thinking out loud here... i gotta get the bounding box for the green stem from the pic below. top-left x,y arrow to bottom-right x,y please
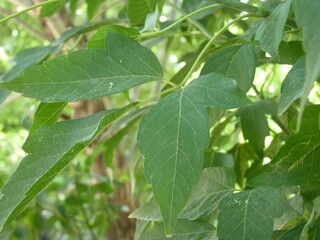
180,13 -> 255,86
141,4 -> 221,38
0,0 -> 59,24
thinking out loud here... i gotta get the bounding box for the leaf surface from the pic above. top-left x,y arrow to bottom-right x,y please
127,0 -> 164,26
138,220 -> 214,240
201,44 -> 256,92
29,102 -> 67,134
87,25 -> 141,49
255,0 -> 291,56
138,73 -> 250,235
0,104 -> 132,231
294,0 -> 320,126
130,167 -> 236,221
217,187 -> 285,240
249,105 -> 320,189
278,56 -> 305,114
0,33 -> 163,102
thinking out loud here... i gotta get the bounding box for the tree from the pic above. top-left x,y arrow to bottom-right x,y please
0,0 -> 320,239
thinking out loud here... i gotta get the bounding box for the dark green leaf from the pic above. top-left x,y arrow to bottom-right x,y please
127,0 -> 164,26
278,56 -> 305,115
279,41 -> 305,65
138,73 -> 250,235
87,25 -> 141,49
217,187 -> 285,240
0,33 -> 163,102
249,105 -> 320,189
294,0 -> 320,126
0,104 -> 133,231
138,220 -> 214,239
29,102 -> 67,134
255,0 -> 291,56
201,44 -> 256,92
237,102 -> 269,156
130,167 -> 236,221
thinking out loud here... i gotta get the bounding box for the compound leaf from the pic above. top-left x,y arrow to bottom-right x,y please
138,73 -> 250,235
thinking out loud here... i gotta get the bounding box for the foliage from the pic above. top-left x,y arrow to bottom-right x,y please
0,0 -> 320,239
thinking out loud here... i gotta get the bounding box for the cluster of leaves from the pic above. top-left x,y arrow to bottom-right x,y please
0,0 -> 320,239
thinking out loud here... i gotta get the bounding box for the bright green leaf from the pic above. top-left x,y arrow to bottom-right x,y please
86,0 -> 103,20
0,33 -> 163,102
255,0 -> 291,56
29,102 -> 67,134
40,0 -> 69,18
138,73 -> 250,235
138,220 -> 214,239
217,187 -> 285,240
130,167 -> 236,221
201,44 -> 256,92
294,0 -> 320,129
87,25 -> 141,49
0,104 -> 133,231
278,56 -> 305,114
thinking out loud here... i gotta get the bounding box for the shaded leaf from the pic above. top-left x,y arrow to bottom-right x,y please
294,0 -> 320,127
138,220 -> 214,240
237,102 -> 269,156
255,0 -> 291,56
0,104 -> 133,231
128,0 -> 164,26
278,41 -> 305,65
201,44 -> 256,92
278,56 -> 305,115
0,33 -> 163,102
217,187 -> 285,240
0,90 -> 9,106
138,73 -> 250,235
249,105 -> 320,189
130,167 -> 236,221
87,25 -> 141,49
29,102 -> 67,134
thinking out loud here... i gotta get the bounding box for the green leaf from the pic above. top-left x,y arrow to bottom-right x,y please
40,0 -> 69,18
255,0 -> 291,56
294,0 -> 320,128
138,220 -> 214,239
201,44 -> 256,92
0,90 -> 9,106
127,0 -> 164,26
87,25 -> 141,49
0,104 -> 133,232
1,46 -> 57,82
130,167 -> 236,221
86,0 -> 103,20
278,56 -> 305,115
29,102 -> 67,134
0,33 -> 163,102
274,195 -> 304,230
217,187 -> 285,240
249,105 -> 320,189
138,73 -> 250,235
278,41 -> 305,65
237,102 -> 269,156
